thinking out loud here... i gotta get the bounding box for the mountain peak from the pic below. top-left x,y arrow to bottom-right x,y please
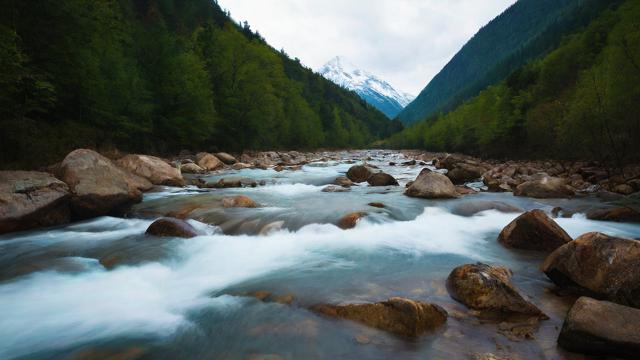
319,57 -> 414,118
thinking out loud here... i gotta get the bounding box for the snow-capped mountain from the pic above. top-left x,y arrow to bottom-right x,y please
318,56 -> 415,119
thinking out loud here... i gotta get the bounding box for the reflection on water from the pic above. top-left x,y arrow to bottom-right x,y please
0,150 -> 638,359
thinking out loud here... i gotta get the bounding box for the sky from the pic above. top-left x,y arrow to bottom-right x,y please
217,0 -> 517,95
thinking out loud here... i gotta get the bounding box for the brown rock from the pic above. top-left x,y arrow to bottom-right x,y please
346,165 -> 375,183
586,207 -> 640,223
338,212 -> 366,229
310,297 -> 447,338
558,297 -> 640,358
405,170 -> 458,199
497,210 -> 572,252
541,232 -> 640,307
367,172 -> 398,186
446,263 -> 546,317
322,185 -> 350,193
58,149 -> 151,218
0,171 -> 70,234
196,152 -> 223,171
514,176 -> 574,198
613,184 -> 635,195
368,202 -> 385,208
215,152 -> 237,165
446,163 -> 485,184
145,217 -> 199,238
117,154 -> 184,186
222,195 -> 259,208
334,176 -> 354,187
180,162 -> 204,174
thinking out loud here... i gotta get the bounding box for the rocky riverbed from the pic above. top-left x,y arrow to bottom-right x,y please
1,149 -> 639,359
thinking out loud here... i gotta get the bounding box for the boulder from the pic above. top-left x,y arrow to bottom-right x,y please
586,207 -> 640,223
310,297 -> 447,338
180,162 -> 204,174
145,217 -> 199,238
612,184 -> 635,195
222,195 -> 259,208
346,165 -> 375,183
196,152 -> 223,171
0,171 -> 71,234
514,176 -> 574,198
405,170 -> 458,199
232,162 -> 252,170
334,176 -> 353,187
117,154 -> 184,186
541,232 -> 640,307
58,149 -> 151,218
338,212 -> 366,229
215,152 -> 237,165
446,263 -> 546,317
446,163 -> 485,184
497,210 -> 572,252
367,172 -> 398,186
558,297 -> 640,358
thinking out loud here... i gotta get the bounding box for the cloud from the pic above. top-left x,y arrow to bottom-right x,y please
217,0 -> 516,95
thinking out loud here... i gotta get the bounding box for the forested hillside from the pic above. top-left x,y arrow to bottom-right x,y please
0,0 -> 398,169
388,0 -> 640,165
398,0 -> 622,124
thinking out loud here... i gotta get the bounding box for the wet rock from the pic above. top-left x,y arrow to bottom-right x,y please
612,183 -> 635,195
586,206 -> 640,223
222,195 -> 259,208
446,163 -> 485,184
310,297 -> 447,338
322,185 -> 350,193
367,172 -> 398,186
232,162 -> 253,170
497,210 -> 572,252
405,170 -> 458,199
259,221 -> 284,235
446,263 -> 546,317
497,319 -> 540,341
196,152 -> 223,171
338,212 -> 366,229
58,149 -> 151,218
180,162 -> 204,174
117,154 -> 184,187
215,152 -> 237,165
346,165 -> 375,183
514,176 -> 574,198
334,176 -> 353,187
145,217 -> 199,238
368,202 -> 385,208
452,200 -> 523,216
0,171 -> 71,234
455,186 -> 476,195
541,232 -> 640,307
558,297 -> 640,358
215,177 -> 257,188
402,160 -> 417,166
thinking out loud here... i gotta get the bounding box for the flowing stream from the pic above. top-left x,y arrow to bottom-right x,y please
1,151 -> 639,359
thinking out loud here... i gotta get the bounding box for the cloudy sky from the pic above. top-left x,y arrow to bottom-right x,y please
217,0 -> 516,95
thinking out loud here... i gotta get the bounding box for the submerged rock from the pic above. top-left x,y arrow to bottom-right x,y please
346,165 -> 375,183
446,263 -> 546,317
145,217 -> 199,238
367,172 -> 398,186
368,202 -> 385,208
586,206 -> 640,223
405,170 -> 458,199
0,171 -> 70,234
558,297 -> 640,358
58,149 -> 151,218
452,200 -> 523,216
322,185 -> 350,193
337,212 -> 366,229
215,152 -> 237,165
310,297 -> 447,338
117,154 -> 184,186
334,176 -> 354,187
196,152 -> 223,171
541,232 -> 640,308
222,195 -> 259,208
514,176 -> 574,198
497,210 -> 572,252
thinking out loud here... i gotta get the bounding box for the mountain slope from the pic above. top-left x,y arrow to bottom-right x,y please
399,0 -> 622,124
319,57 -> 414,119
0,0 -> 396,168
388,0 -> 639,163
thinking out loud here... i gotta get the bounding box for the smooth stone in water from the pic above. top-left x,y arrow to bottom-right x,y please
452,200 -> 523,216
346,165 -> 375,183
405,170 -> 458,199
196,152 -> 223,171
337,212 -> 366,229
215,152 -> 237,165
145,217 -> 199,238
367,172 -> 398,186
586,206 -> 640,223
222,195 -> 259,208
497,209 -> 572,252
514,176 -> 574,198
117,154 -> 184,186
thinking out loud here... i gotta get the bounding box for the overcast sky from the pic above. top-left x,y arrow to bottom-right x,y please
217,0 -> 516,95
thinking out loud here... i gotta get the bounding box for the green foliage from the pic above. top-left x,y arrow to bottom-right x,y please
0,0 -> 396,169
388,0 -> 640,164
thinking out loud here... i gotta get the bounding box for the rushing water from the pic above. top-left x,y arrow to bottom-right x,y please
1,151 -> 639,359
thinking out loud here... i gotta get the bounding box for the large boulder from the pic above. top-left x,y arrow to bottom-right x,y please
586,207 -> 640,223
180,162 -> 204,174
196,152 -> 223,171
334,176 -> 353,187
558,297 -> 640,358
215,152 -> 237,165
497,210 -> 572,252
405,170 -> 458,199
367,172 -> 399,186
541,232 -> 640,307
310,297 -> 447,338
58,149 -> 151,218
145,217 -> 199,238
446,263 -> 546,317
346,165 -> 375,183
446,163 -> 485,184
514,176 -> 574,198
117,154 -> 184,187
0,171 -> 70,234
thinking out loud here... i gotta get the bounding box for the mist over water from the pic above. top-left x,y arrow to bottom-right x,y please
1,152 -> 639,359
